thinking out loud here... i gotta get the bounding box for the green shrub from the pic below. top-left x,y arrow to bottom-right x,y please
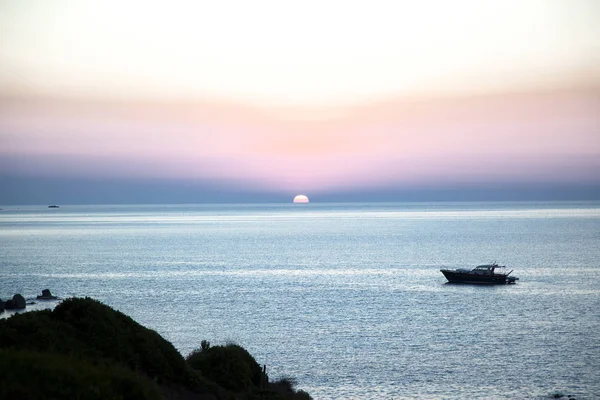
0,349 -> 161,400
186,343 -> 263,392
269,377 -> 313,400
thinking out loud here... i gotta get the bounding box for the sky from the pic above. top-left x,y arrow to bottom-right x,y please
1,0 -> 599,204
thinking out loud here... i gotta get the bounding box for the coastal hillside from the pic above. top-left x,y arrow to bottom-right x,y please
0,297 -> 311,400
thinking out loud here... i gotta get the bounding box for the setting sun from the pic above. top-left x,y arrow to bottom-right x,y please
293,195 -> 309,203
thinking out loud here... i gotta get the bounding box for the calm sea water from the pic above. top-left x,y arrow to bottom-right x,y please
1,202 -> 599,399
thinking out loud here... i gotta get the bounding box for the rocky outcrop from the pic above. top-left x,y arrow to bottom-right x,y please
5,294 -> 26,310
36,289 -> 57,300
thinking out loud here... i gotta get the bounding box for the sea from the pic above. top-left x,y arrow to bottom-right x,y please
1,201 -> 599,400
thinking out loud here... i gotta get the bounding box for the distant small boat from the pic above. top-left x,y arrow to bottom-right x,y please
441,263 -> 519,284
48,205 -> 59,208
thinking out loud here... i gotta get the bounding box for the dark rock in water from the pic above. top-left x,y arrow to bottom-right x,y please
13,294 -> 26,309
5,294 -> 26,310
0,299 -> 4,312
36,289 -> 58,300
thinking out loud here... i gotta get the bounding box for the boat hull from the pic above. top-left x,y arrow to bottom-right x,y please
440,269 -> 512,284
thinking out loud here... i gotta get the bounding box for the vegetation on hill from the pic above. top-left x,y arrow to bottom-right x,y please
0,297 -> 311,400
186,341 -> 264,392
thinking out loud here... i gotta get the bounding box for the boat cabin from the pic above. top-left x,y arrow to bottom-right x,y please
472,264 -> 500,275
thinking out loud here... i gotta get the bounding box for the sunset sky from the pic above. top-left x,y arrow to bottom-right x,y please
1,0 -> 599,204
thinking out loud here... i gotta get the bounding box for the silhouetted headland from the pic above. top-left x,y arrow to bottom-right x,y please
0,297 -> 312,400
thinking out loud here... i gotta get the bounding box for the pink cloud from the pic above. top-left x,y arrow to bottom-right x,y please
1,86 -> 599,192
